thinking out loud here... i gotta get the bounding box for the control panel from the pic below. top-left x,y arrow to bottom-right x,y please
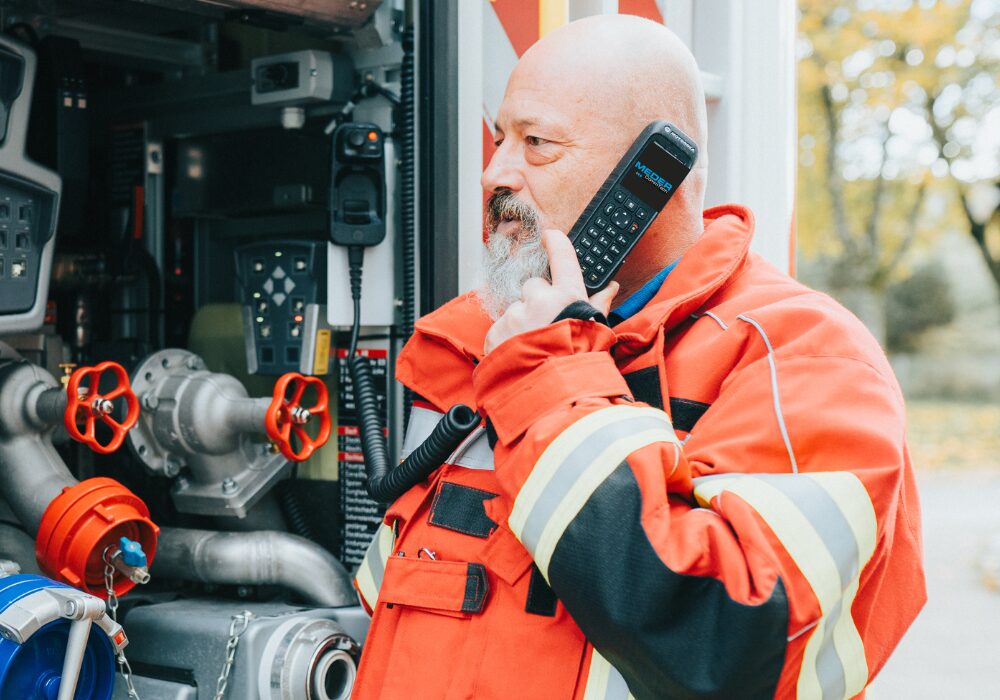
0,176 -> 56,315
236,240 -> 328,375
0,35 -> 62,335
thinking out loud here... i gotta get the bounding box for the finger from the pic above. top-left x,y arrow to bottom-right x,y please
505,300 -> 526,318
589,281 -> 620,316
520,276 -> 550,301
541,230 -> 585,292
484,324 -> 501,355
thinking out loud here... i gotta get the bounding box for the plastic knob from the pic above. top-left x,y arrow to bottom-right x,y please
265,373 -> 332,462
117,537 -> 147,569
63,362 -> 140,455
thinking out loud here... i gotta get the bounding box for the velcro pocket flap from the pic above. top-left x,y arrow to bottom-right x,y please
380,556 -> 490,614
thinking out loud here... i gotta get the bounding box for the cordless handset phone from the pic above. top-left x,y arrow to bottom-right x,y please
568,120 -> 697,292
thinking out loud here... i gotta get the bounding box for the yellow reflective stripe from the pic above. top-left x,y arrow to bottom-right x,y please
817,473 -> 878,571
354,521 -> 395,612
582,649 -> 635,700
692,472 -> 877,700
582,650 -> 610,700
509,405 -> 677,580
807,474 -> 876,700
829,576 -> 866,698
355,562 -> 378,611
694,477 -> 843,610
511,406 -> 669,536
533,427 -> 676,580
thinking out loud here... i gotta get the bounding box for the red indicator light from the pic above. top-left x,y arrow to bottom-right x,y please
367,131 -> 377,141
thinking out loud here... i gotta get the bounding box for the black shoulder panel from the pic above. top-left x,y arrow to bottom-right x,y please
622,367 -> 711,433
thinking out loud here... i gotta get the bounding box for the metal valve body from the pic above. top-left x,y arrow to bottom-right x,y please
128,349 -> 290,518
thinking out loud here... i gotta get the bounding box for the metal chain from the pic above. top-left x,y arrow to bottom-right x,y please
104,546 -> 141,700
213,611 -> 254,700
103,547 -> 119,623
116,652 -> 142,700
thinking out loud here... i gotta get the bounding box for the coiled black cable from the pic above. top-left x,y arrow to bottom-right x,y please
367,404 -> 479,504
343,31 -> 472,503
347,248 -> 480,504
399,25 -> 417,427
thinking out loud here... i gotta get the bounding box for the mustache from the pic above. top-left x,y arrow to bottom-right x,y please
485,189 -> 539,236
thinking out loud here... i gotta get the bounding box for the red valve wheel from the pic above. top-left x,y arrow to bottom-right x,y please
265,373 -> 332,462
63,361 -> 140,455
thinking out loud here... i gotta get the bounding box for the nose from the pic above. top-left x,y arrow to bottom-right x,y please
481,138 -> 525,194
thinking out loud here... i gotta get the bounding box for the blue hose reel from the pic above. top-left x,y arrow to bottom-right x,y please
0,574 -> 117,700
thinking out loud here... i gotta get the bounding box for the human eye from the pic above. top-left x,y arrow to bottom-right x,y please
525,135 -> 549,147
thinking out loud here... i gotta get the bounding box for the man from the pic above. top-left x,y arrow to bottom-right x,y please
352,14 -> 924,700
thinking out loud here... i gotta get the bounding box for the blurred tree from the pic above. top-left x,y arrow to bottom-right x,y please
885,262 -> 956,351
797,0 -> 1000,341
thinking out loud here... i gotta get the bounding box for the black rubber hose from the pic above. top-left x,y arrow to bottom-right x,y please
279,484 -> 320,544
399,25 -> 417,427
362,403 -> 480,504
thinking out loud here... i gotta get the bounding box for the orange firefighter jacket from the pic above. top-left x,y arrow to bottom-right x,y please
351,205 -> 925,700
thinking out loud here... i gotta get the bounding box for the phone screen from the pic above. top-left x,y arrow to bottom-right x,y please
622,140 -> 690,209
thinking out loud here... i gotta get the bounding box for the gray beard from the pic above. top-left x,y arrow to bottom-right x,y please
477,226 -> 551,320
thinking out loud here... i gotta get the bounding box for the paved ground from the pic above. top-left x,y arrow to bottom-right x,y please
868,468 -> 1000,699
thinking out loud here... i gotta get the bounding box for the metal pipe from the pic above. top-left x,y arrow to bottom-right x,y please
0,361 -> 78,533
0,522 -> 41,574
34,387 -> 66,427
151,528 -> 356,607
223,397 -> 272,436
0,436 -> 76,533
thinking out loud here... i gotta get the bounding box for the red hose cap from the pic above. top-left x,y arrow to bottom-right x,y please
35,477 -> 159,598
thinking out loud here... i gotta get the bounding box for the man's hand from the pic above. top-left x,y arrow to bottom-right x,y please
484,229 -> 619,354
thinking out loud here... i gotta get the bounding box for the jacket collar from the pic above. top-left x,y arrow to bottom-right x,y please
611,205 -> 754,351
395,293 -> 491,410
396,204 -> 755,408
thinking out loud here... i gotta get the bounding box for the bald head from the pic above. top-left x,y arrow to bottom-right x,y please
481,14 -> 710,303
511,15 -> 707,180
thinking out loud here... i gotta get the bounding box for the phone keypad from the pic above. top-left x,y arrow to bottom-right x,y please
611,209 -> 631,228
573,186 -> 654,289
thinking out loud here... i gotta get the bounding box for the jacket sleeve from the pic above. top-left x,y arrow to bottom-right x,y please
472,319 -> 923,700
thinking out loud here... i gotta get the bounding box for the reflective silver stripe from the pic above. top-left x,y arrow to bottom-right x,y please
736,314 -> 798,474
519,415 -> 671,557
399,406 -> 446,460
816,596 -> 848,700
758,474 -> 859,584
582,650 -> 636,700
354,522 -> 395,611
605,666 -> 631,700
509,405 -> 678,579
399,406 -> 494,471
447,425 -> 494,470
692,472 -> 877,699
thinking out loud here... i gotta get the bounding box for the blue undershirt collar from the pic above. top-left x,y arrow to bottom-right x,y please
608,258 -> 680,325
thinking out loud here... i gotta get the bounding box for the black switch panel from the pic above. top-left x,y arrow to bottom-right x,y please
235,240 -> 327,375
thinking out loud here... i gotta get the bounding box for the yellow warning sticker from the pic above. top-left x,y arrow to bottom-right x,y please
313,329 -> 332,375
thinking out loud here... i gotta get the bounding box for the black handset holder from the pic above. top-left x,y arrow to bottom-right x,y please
330,122 -> 386,247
